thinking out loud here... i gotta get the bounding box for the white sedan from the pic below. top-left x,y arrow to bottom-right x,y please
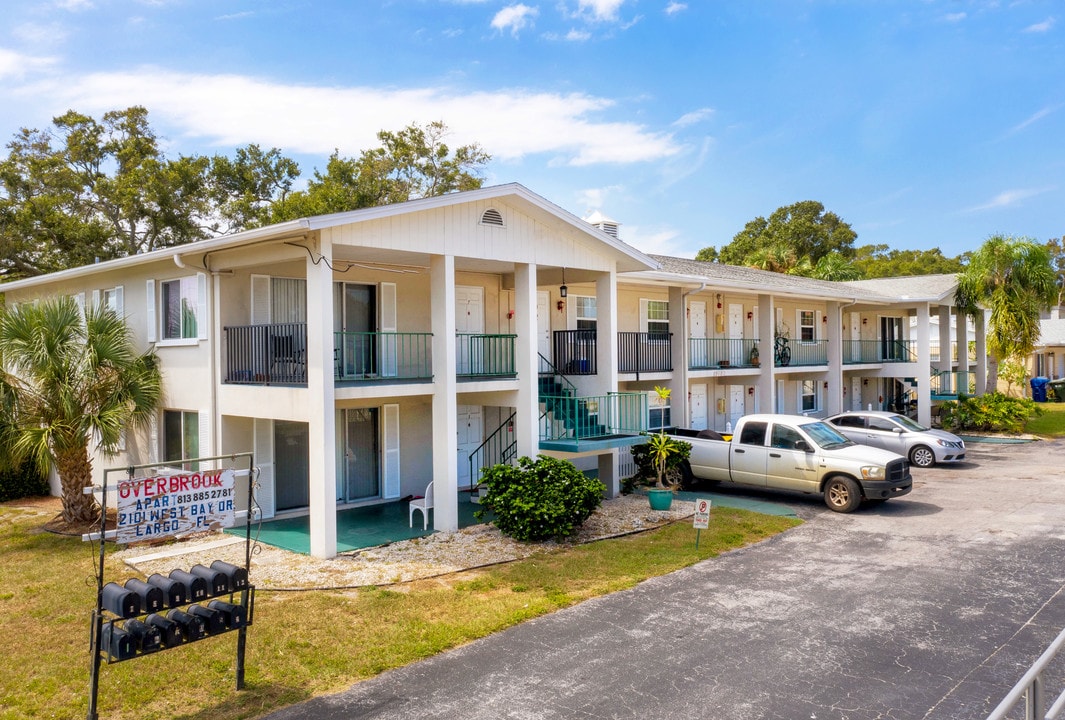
826,410 -> 966,468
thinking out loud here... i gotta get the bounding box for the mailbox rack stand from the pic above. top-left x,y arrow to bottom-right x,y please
86,452 -> 257,720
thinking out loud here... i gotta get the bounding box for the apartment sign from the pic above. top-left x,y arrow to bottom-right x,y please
115,469 -> 236,543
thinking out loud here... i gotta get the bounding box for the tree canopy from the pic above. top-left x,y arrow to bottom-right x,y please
0,109 -> 490,279
716,200 -> 858,267
955,234 -> 1058,393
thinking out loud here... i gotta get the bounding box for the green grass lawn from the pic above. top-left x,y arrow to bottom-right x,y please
1027,401 -> 1065,437
0,503 -> 800,720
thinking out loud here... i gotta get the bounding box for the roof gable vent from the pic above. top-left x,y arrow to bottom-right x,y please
480,208 -> 504,227
583,210 -> 620,239
597,221 -> 619,238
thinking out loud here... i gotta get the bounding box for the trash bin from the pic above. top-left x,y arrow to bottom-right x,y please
1048,379 -> 1065,403
1031,376 -> 1050,402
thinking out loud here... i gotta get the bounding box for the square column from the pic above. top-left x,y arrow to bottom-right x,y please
825,301 -> 843,415
668,285 -> 688,425
307,235 -> 338,559
431,255 -> 459,532
914,304 -> 932,427
756,294 -> 775,411
594,270 -> 618,395
938,305 -> 952,374
974,310 -> 988,394
514,263 -> 539,459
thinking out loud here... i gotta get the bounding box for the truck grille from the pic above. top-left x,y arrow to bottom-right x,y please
886,459 -> 908,483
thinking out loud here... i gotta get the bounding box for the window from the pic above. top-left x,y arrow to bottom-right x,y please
799,311 -> 816,342
800,380 -> 818,413
738,421 -> 767,446
867,416 -> 896,432
100,286 -> 123,314
645,300 -> 669,337
162,277 -> 199,339
575,296 -> 597,330
648,391 -> 671,431
163,410 -> 198,470
771,424 -> 805,451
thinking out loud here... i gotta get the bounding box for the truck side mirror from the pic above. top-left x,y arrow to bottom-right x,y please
795,440 -> 812,452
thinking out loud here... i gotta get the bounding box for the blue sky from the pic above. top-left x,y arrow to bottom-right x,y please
1,1 -> 1062,260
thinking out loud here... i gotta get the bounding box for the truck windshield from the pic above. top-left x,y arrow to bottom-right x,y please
799,421 -> 854,450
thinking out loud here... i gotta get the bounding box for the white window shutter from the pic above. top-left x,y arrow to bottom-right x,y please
639,298 -> 649,333
196,272 -> 208,340
148,413 -> 159,464
91,290 -> 100,309
251,275 -> 271,325
253,419 -> 276,519
382,404 -> 401,499
74,292 -> 86,318
380,282 -> 398,377
816,310 -> 823,340
146,280 -> 156,343
198,410 -> 212,470
114,286 -> 124,316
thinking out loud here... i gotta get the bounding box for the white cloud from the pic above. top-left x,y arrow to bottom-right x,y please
215,11 -> 255,21
1023,17 -> 1055,33
575,0 -> 627,23
943,12 -> 966,23
0,47 -> 58,81
491,4 -> 539,36
1009,104 -> 1060,134
665,2 -> 687,16
673,108 -> 714,127
55,0 -> 93,10
13,22 -> 69,46
31,68 -> 681,165
577,185 -> 624,214
623,225 -> 684,255
961,187 -> 1054,213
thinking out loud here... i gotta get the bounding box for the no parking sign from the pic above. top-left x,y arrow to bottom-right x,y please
693,498 -> 711,529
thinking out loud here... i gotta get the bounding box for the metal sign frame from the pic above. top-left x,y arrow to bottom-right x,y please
85,452 -> 256,720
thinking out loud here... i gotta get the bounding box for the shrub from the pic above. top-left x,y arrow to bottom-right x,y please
475,455 -> 605,541
627,436 -> 692,490
940,392 -> 1041,434
0,459 -> 49,502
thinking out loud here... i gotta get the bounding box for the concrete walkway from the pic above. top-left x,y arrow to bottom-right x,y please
265,439 -> 1065,720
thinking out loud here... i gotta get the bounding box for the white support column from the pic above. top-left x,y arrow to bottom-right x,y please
431,255 -> 459,532
938,305 -> 952,374
668,285 -> 688,425
757,294 -> 774,412
975,310 -> 988,394
955,306 -> 969,379
915,304 -> 932,427
307,234 -> 337,559
595,269 -> 618,395
514,263 -> 539,459
825,301 -> 843,416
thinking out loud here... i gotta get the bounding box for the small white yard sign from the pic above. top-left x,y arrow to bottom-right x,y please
693,498 -> 712,529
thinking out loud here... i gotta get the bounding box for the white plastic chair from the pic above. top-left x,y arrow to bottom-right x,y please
409,481 -> 434,529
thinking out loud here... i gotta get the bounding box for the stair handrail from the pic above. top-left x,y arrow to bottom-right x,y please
538,352 -> 577,395
467,412 -> 517,490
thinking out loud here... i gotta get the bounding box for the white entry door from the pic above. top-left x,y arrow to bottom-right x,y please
456,286 -> 485,374
690,301 -> 707,367
690,383 -> 708,431
852,377 -> 862,411
728,303 -> 743,365
729,385 -> 745,429
457,405 -> 483,489
537,291 -> 550,372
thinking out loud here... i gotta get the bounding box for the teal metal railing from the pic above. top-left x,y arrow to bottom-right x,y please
539,392 -> 648,442
456,333 -> 517,377
842,340 -> 915,364
689,337 -> 759,370
334,331 -> 432,381
931,369 -> 973,397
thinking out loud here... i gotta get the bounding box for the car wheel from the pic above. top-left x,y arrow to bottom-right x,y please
909,445 -> 935,468
824,476 -> 862,513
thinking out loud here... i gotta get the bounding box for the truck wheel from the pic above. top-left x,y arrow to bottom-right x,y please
824,476 -> 862,513
909,445 -> 935,468
679,459 -> 694,487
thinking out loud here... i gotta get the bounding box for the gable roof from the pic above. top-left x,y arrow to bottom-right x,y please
0,183 -> 658,291
843,274 -> 959,303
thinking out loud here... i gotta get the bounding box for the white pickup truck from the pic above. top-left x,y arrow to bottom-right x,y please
671,414 -> 912,512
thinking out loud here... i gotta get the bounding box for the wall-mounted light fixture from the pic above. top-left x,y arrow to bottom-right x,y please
507,310 -> 515,320
559,267 -> 568,298
822,315 -> 828,323
716,293 -> 723,309
557,299 -> 565,312
823,381 -> 829,389
863,378 -> 868,386
748,387 -> 754,395
747,311 -> 753,320
862,318 -> 868,325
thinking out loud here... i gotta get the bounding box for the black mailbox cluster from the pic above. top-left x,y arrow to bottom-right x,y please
98,560 -> 252,663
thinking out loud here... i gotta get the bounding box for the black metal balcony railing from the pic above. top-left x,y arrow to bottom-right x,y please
224,322 -> 308,385
456,333 -> 517,378
617,332 -> 673,375
553,329 -> 597,375
689,338 -> 760,370
335,331 -> 432,381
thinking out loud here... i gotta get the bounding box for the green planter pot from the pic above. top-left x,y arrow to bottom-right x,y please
647,488 -> 674,511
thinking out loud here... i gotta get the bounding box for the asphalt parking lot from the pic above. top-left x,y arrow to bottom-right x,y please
267,439 -> 1065,720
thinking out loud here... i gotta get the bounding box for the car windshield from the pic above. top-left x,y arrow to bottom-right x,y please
800,421 -> 854,449
891,414 -> 929,432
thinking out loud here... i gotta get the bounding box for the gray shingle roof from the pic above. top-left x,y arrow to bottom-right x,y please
843,274 -> 959,302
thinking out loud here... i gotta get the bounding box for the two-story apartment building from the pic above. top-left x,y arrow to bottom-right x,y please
0,183 -> 987,559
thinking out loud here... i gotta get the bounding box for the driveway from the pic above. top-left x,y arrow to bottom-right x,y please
265,439 -> 1065,720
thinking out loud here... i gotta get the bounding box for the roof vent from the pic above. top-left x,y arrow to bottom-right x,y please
481,208 -> 504,227
583,210 -> 620,238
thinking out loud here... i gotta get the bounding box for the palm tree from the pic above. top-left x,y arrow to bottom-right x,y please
0,296 -> 161,523
954,235 -> 1057,394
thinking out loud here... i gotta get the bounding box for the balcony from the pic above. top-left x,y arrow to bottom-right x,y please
224,322 -> 307,385
617,332 -> 672,376
689,338 -> 759,370
777,339 -> 829,367
335,331 -> 432,381
842,340 -> 914,365
538,391 -> 648,452
553,329 -> 597,375
456,333 -> 517,378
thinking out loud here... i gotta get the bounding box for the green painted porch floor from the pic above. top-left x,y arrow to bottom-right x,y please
232,496 -> 492,555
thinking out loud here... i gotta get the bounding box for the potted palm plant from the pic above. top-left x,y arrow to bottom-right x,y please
639,387 -> 691,511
